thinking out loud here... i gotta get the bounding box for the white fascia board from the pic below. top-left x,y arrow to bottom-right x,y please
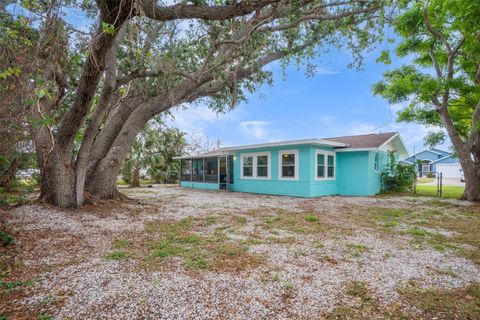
219,138 -> 347,152
378,133 -> 409,158
335,147 -> 378,152
173,151 -> 233,160
430,155 -> 453,164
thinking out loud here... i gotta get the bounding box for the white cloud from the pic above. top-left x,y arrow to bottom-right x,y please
166,105 -> 231,143
316,67 -> 340,75
238,121 -> 275,141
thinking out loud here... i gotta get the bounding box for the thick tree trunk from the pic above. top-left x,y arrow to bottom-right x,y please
85,76 -> 217,199
458,152 -> 480,202
39,149 -> 76,207
85,111 -> 148,198
462,171 -> 480,201
131,166 -> 140,188
39,4 -> 131,207
74,26 -> 127,207
0,158 -> 18,192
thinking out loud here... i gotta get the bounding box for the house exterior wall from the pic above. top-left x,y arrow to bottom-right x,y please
404,150 -> 442,163
179,142 -> 397,197
230,145 -> 313,197
434,156 -> 459,164
335,151 -> 386,196
180,181 -> 219,190
229,145 -> 385,197
431,148 -> 451,158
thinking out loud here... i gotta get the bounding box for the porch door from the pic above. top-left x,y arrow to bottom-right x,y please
219,156 -> 228,190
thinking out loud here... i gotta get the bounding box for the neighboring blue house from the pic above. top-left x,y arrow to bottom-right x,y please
175,132 -> 408,197
400,148 -> 462,178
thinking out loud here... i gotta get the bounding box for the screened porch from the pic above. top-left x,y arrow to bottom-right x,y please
179,154 -> 234,190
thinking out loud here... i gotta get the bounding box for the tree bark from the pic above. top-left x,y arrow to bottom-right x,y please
40,2 -> 131,207
0,158 -> 18,192
461,162 -> 480,201
74,25 -> 127,207
131,166 -> 140,188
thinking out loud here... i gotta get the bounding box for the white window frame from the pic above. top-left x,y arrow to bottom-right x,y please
374,152 -> 380,172
240,152 -> 271,179
315,150 -> 336,181
278,149 -> 299,180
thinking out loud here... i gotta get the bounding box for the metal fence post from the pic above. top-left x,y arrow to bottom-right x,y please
439,172 -> 443,197
413,172 -> 417,195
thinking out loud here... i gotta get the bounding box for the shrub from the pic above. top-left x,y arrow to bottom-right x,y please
0,231 -> 14,246
381,151 -> 415,192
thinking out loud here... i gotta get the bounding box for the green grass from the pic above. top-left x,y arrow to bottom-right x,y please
143,217 -> 263,272
417,177 -> 435,183
345,280 -> 370,302
0,279 -> 35,291
104,251 -> 132,260
398,282 -> 480,319
416,185 -> 464,199
304,214 -> 320,222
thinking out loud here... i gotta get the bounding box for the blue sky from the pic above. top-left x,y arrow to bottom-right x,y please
168,43 -> 449,155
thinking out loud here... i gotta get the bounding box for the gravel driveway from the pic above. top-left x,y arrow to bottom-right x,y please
1,185 -> 479,319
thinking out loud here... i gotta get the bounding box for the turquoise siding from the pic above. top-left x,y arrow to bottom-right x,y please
336,151 -> 370,196
308,146 -> 338,197
181,146 -> 390,197
180,181 -> 219,190
230,145 -> 313,197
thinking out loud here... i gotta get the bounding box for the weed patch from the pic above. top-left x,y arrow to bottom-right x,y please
104,251 -> 132,260
398,282 -> 480,319
144,218 -> 263,272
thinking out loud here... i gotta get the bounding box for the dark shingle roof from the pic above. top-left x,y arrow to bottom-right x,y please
324,132 -> 397,149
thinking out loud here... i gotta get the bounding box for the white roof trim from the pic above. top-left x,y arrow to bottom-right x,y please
219,138 -> 347,151
378,133 -> 409,157
399,159 -> 413,164
173,151 -> 234,160
335,147 -> 378,152
431,155 -> 456,164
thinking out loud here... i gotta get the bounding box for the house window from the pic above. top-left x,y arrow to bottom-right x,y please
316,150 -> 335,180
317,154 -> 325,178
279,150 -> 298,180
241,152 -> 271,179
327,155 -> 334,178
374,152 -> 380,172
257,155 -> 269,177
242,156 -> 253,177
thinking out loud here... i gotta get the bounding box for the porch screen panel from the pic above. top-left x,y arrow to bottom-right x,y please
192,159 -> 204,182
180,159 -> 192,181
205,157 -> 218,182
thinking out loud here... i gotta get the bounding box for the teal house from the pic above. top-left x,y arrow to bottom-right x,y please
175,132 -> 408,197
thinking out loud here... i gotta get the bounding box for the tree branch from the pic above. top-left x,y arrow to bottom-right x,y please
137,0 -> 276,21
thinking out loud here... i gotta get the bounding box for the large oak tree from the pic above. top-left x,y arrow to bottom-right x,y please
2,0 -> 386,207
